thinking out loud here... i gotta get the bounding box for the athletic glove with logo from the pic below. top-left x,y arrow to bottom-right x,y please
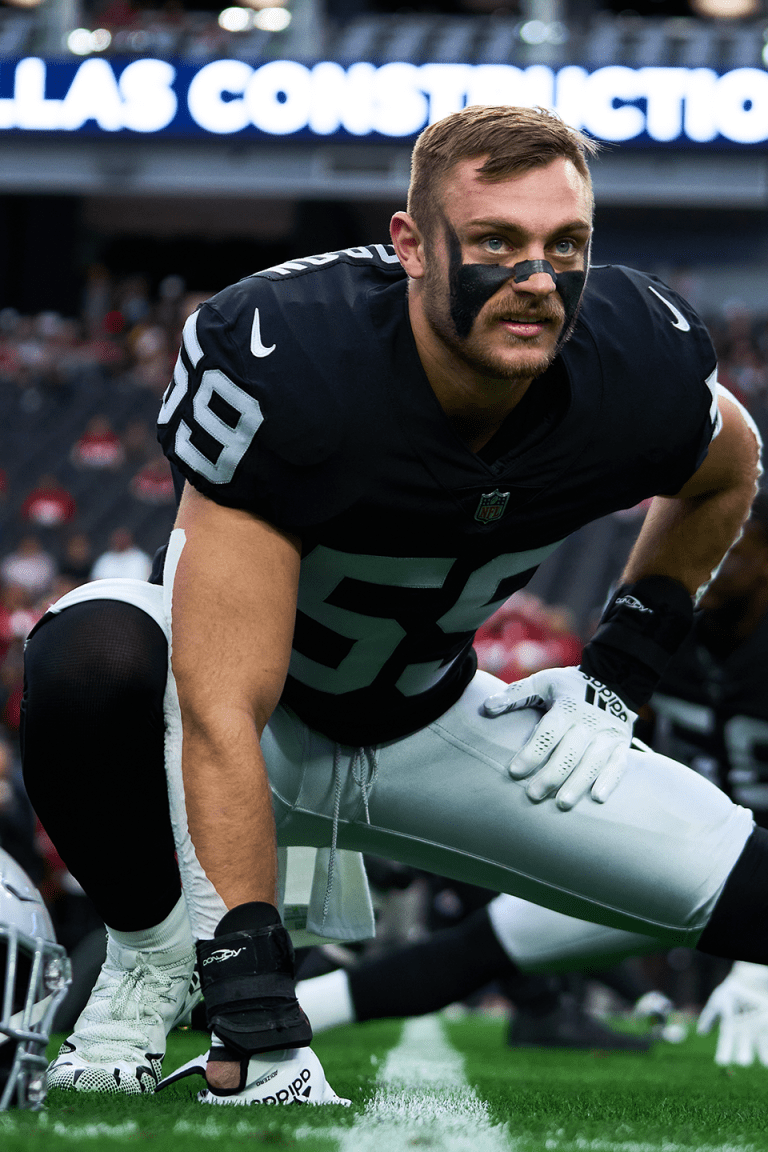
483,666 -> 637,810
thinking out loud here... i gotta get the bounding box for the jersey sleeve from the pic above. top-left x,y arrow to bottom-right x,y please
645,271 -> 721,462
582,266 -> 722,498
156,281 -> 344,526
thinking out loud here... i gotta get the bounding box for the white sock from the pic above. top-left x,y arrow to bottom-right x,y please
297,969 -> 355,1033
107,895 -> 193,962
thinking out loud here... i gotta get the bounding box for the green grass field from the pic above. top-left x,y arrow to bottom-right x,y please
2,1014 -> 768,1151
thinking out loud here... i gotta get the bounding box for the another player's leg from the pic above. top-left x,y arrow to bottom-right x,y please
22,597 -> 199,1094
297,896 -> 663,1050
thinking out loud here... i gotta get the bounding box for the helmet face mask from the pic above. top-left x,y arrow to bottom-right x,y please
0,852 -> 71,1111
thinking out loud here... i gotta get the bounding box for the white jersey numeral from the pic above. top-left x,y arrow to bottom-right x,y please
290,542 -> 562,697
174,368 -> 264,484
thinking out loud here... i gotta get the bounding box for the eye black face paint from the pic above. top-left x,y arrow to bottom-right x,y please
445,220 -> 587,344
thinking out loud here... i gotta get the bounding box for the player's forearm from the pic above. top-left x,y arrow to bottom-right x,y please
621,392 -> 760,597
621,482 -> 755,598
179,706 -> 278,909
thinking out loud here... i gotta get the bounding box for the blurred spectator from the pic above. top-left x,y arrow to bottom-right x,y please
474,591 -> 582,683
0,581 -> 39,654
156,274 -> 187,331
130,452 -> 175,505
0,534 -> 56,598
0,638 -> 25,735
82,264 -> 113,338
122,418 -> 154,466
116,275 -> 151,329
90,527 -> 151,581
129,322 -> 173,392
71,415 -> 126,470
59,532 -> 94,586
20,473 -> 77,528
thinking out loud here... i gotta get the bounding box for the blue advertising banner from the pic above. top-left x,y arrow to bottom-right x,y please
0,56 -> 766,146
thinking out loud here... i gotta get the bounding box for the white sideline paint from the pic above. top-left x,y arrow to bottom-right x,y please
541,1141 -> 756,1152
337,1014 -> 510,1152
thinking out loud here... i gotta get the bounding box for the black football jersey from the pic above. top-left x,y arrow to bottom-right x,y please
651,613 -> 768,817
157,245 -> 718,746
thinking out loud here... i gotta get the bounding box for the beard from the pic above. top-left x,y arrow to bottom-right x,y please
421,263 -> 566,383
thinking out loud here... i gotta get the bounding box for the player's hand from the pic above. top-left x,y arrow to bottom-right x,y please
483,667 -> 636,810
697,962 -> 768,1066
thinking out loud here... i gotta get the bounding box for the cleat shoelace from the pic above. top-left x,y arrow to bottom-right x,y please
72,958 -> 176,1063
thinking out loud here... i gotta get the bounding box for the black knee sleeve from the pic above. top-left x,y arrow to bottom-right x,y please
22,600 -> 180,930
697,826 -> 768,963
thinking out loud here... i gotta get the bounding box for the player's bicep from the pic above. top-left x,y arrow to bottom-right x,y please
666,387 -> 762,501
170,484 -> 301,733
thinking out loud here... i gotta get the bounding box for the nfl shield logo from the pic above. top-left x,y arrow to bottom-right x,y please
474,490 -> 510,524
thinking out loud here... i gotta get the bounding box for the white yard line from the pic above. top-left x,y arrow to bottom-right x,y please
540,1140 -> 756,1152
336,1014 -> 511,1151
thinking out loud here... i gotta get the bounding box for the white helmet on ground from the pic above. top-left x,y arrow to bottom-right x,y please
0,847 -> 71,1109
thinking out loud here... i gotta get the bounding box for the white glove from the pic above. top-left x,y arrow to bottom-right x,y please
697,962 -> 768,1066
483,666 -> 637,811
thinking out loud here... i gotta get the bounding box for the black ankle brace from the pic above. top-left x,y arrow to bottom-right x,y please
197,905 -> 312,1056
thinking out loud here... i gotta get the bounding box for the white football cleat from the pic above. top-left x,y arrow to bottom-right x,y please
698,961 -> 768,1066
157,1045 -> 351,1106
47,935 -> 200,1095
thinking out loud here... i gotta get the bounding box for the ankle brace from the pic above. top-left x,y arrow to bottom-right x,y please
197,904 -> 312,1056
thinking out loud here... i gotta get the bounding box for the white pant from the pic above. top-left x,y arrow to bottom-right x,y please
48,577 -> 754,957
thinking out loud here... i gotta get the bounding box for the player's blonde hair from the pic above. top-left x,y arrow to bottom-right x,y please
407,105 -> 599,241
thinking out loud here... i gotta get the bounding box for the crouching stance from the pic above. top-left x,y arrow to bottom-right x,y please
22,104 -> 765,1105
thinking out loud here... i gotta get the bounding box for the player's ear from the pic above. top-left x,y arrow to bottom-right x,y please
390,212 -> 426,280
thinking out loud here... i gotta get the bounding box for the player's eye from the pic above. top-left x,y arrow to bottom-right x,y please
553,238 -> 577,257
483,237 -> 506,254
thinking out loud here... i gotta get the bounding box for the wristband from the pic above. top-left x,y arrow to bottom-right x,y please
579,575 -> 694,711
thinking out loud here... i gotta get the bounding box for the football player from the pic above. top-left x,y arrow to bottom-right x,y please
21,105 -> 763,1105
0,847 -> 71,1110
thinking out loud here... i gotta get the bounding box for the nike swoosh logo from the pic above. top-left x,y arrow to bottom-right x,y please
251,308 -> 276,358
647,285 -> 690,332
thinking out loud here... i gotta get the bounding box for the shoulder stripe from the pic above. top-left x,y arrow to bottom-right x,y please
157,353 -> 188,426
181,310 -> 204,367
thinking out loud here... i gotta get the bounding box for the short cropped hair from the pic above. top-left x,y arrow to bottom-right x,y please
407,105 -> 600,241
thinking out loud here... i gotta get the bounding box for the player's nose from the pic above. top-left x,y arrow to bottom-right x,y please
511,251 -> 559,297
512,259 -> 557,297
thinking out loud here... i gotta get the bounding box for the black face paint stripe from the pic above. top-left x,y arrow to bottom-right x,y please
444,219 -> 587,347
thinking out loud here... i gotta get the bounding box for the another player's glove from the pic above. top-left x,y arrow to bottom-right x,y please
484,667 -> 636,810
697,962 -> 768,1066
